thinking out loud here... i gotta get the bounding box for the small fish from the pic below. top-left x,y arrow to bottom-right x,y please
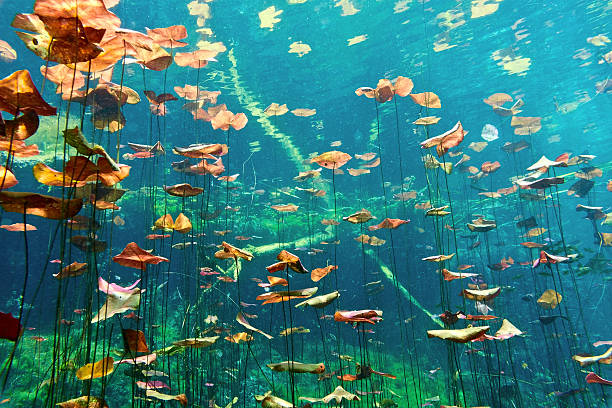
172,242 -> 197,249
358,329 -> 375,333
124,312 -> 142,320
475,301 -> 492,314
141,370 -> 168,377
521,293 -> 534,302
280,326 -> 310,336
338,355 -> 354,362
551,388 -> 585,398
223,369 -> 237,379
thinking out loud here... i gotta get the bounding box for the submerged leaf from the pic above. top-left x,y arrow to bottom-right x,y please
57,396 -> 108,408
63,127 -> 119,171
113,242 -> 169,270
294,291 -> 340,308
427,326 -> 489,343
236,312 -> 273,339
537,289 -> 562,309
76,357 -> 114,380
0,192 -> 82,220
311,265 -> 337,282
0,70 -> 56,116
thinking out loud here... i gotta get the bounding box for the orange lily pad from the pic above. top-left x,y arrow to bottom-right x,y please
0,191 -> 82,219
0,70 -> 56,116
112,242 -> 169,270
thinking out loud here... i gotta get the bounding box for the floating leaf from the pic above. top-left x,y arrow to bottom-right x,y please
288,41 -> 311,57
259,6 -> 283,30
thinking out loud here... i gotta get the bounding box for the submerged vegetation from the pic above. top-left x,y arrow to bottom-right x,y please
0,0 -> 609,407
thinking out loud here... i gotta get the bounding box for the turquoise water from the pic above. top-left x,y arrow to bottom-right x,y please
0,0 -> 609,407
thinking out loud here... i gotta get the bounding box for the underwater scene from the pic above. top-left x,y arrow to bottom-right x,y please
0,0 -> 610,407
